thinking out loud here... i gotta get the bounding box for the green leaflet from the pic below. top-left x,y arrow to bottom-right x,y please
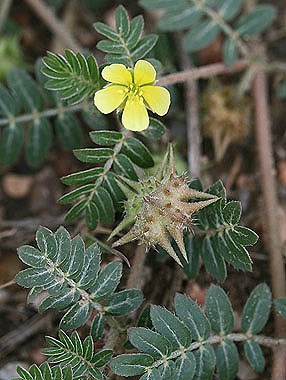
174,352 -> 196,380
73,148 -> 114,163
217,0 -> 243,21
158,6 -> 202,31
65,199 -> 88,221
114,153 -> 139,180
215,340 -> 239,380
193,344 -> 216,380
222,38 -> 239,67
110,354 -> 154,377
25,118 -> 53,168
174,294 -> 211,341
128,327 -> 173,359
141,118 -> 166,140
274,297 -> 286,319
236,5 -> 277,37
241,283 -> 272,334
61,167 -> 104,186
150,306 -> 192,349
90,130 -> 123,146
0,83 -> 18,116
205,285 -> 234,335
104,289 -> 143,316
115,5 -> 130,37
136,304 -> 153,329
55,112 -> 83,149
122,137 -> 154,168
92,187 -> 115,224
244,340 -> 265,373
85,201 -> 100,230
0,123 -> 23,165
59,302 -> 93,331
201,235 -> 227,281
90,261 -> 123,301
8,68 -> 44,112
90,313 -> 105,341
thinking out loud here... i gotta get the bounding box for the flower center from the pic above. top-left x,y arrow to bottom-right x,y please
128,83 -> 143,99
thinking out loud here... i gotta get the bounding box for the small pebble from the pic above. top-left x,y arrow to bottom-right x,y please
2,174 -> 33,199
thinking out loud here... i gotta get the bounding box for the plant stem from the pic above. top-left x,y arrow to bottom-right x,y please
0,279 -> 15,290
24,0 -> 83,52
175,32 -> 201,178
253,70 -> 286,379
0,103 -> 82,127
151,332 -> 286,369
157,59 -> 249,87
126,244 -> 146,290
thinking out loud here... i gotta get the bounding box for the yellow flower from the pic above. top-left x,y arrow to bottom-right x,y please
94,60 -> 170,131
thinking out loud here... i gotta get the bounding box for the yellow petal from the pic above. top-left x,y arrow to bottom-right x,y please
141,86 -> 171,116
102,64 -> 132,85
94,85 -> 126,114
122,97 -> 149,131
134,60 -> 156,86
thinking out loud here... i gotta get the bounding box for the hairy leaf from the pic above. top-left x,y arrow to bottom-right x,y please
241,283 -> 271,334
205,285 -> 234,335
15,226 -> 142,330
151,306 -> 192,349
244,340 -> 265,373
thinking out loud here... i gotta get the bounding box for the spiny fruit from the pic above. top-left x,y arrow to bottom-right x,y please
109,146 -> 219,266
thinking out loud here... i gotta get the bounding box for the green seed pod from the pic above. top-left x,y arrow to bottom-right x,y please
110,146 -> 219,265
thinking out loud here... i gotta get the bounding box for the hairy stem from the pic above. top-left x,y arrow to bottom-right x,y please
151,333 -> 286,369
157,59 -> 249,87
0,103 -> 82,127
175,32 -> 201,178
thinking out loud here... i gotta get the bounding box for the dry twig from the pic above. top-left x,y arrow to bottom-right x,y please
158,59 -> 249,87
0,279 -> 15,290
24,0 -> 83,52
0,314 -> 51,358
126,244 -> 146,290
175,32 -> 201,177
253,70 -> 286,379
